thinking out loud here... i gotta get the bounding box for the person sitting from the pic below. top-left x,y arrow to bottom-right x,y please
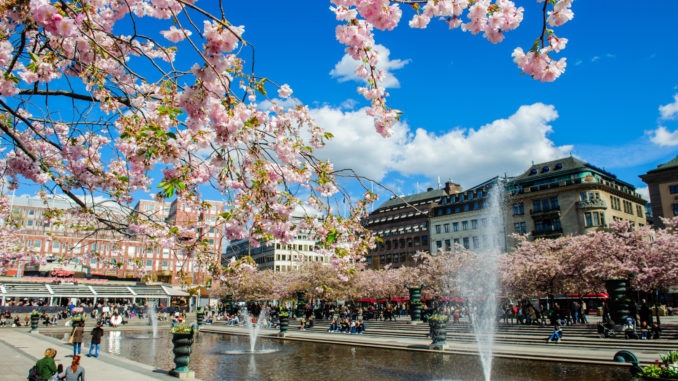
651,323 -> 662,340
640,321 -> 649,340
328,318 -> 338,332
350,320 -> 357,334
546,324 -> 562,343
35,348 -> 60,381
299,318 -> 306,331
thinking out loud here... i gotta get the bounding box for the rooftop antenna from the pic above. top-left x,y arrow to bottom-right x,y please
437,176 -> 441,189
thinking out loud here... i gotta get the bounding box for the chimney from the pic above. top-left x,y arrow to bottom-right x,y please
427,187 -> 434,192
444,181 -> 462,195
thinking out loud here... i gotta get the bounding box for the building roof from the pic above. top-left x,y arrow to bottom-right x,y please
511,156 -> 588,183
0,282 -> 189,298
376,188 -> 447,211
654,156 -> 678,171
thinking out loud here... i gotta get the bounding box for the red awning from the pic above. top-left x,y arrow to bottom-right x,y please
566,293 -> 609,298
356,298 -> 377,303
389,297 -> 409,303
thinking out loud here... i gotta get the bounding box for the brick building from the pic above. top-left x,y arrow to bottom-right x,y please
7,195 -> 225,285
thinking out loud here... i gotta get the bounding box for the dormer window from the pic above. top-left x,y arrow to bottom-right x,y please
555,163 -> 563,170
529,169 -> 537,175
541,166 -> 549,173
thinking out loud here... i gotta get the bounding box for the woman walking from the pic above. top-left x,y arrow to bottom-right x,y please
59,355 -> 85,381
71,320 -> 85,356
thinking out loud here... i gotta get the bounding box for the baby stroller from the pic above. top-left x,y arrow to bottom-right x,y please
597,313 -> 616,338
622,317 -> 638,339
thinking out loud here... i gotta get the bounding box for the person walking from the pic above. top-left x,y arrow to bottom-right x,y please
71,320 -> 85,357
88,322 -> 104,358
59,355 -> 85,381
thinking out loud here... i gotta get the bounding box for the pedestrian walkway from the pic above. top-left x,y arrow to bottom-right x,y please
0,329 -> 194,381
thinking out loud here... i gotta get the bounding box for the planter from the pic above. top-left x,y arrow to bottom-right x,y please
295,291 -> 306,319
30,314 -> 39,331
605,279 -> 631,326
196,311 -> 205,326
171,332 -> 194,374
406,284 -> 425,322
279,315 -> 289,334
429,320 -> 448,345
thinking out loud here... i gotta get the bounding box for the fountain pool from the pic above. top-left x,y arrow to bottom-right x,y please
46,331 -> 632,381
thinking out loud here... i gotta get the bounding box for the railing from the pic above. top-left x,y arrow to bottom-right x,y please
532,228 -> 563,238
529,206 -> 561,216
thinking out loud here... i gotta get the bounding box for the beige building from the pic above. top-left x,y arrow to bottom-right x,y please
640,156 -> 678,227
506,157 -> 646,243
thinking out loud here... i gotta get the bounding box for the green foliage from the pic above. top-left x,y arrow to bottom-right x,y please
170,323 -> 193,334
428,314 -> 449,322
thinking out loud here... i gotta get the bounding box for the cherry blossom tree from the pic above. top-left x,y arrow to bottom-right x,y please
0,0 -> 574,278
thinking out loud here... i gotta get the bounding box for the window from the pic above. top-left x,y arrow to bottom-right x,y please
514,223 -> 521,234
462,221 -> 469,231
636,205 -> 643,217
674,204 -> 678,216
471,219 -> 478,229
443,224 -> 450,233
422,236 -> 428,245
482,218 -> 488,227
585,212 -> 593,227
52,241 -> 60,250
580,192 -> 587,201
464,204 -> 470,211
533,200 -> 541,212
34,240 -> 41,248
462,237 -> 470,249
478,191 -> 483,198
535,221 -> 544,233
444,239 -> 451,250
436,240 -> 443,249
513,202 -> 524,215
435,225 -> 441,234
670,185 -> 678,194
520,222 -> 527,234
472,236 -> 479,249
162,260 -> 168,268
453,222 -> 459,232
550,197 -> 559,209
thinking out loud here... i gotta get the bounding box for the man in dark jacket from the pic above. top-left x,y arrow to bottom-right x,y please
88,322 -> 104,358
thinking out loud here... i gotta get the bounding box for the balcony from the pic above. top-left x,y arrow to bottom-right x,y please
575,199 -> 607,210
532,228 -> 563,238
530,206 -> 561,217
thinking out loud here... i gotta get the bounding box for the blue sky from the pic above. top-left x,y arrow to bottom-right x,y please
10,1 -> 678,207
211,1 -> 678,203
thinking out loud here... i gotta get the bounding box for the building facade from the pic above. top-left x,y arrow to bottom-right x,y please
8,195 -> 224,285
363,182 -> 461,269
505,157 -> 646,243
640,156 -> 678,227
429,177 -> 507,253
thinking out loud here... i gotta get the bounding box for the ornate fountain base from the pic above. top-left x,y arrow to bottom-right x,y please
169,370 -> 195,379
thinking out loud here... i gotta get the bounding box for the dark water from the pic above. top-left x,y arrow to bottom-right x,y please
48,331 -> 632,381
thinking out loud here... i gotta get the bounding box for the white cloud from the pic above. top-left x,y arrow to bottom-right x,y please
256,97 -> 300,112
635,186 -> 650,202
309,106 -> 408,181
311,103 -> 572,187
329,44 -> 410,89
340,98 -> 358,110
650,126 -> 678,146
659,94 -> 678,120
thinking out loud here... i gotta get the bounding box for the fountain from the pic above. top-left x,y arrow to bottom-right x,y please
458,182 -> 504,381
149,303 -> 159,338
240,307 -> 268,353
